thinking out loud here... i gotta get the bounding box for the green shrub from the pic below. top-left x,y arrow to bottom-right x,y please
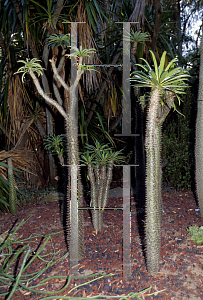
187,225 -> 203,245
161,89 -> 194,191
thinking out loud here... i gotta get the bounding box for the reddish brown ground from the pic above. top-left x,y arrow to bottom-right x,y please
0,189 -> 203,299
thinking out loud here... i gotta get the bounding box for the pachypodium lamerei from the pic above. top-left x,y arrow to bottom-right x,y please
130,50 -> 189,276
81,140 -> 127,233
195,32 -> 203,218
15,38 -> 97,262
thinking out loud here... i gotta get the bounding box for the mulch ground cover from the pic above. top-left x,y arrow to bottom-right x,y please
0,188 -> 203,299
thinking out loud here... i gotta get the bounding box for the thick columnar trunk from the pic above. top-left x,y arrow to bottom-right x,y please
88,163 -> 113,233
145,89 -> 162,276
99,162 -> 113,230
66,115 -> 84,260
7,157 -> 17,215
98,165 -> 106,232
102,162 -> 113,209
42,40 -> 56,187
195,34 -> 203,218
88,164 -> 99,230
155,123 -> 162,219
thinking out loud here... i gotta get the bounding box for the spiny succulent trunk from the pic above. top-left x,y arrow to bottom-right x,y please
88,163 -> 113,233
88,164 -> 99,231
156,123 -> 163,219
99,162 -> 113,230
102,162 -> 113,210
7,157 -> 17,215
65,115 -> 84,261
195,34 -> 203,218
145,89 -> 161,276
97,165 -> 106,232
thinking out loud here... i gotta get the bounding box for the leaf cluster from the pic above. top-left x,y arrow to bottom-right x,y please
161,90 -> 193,191
129,30 -> 150,44
162,129 -> 192,191
80,140 -> 126,167
29,0 -> 70,29
84,0 -> 109,33
43,134 -> 65,156
130,50 -> 190,109
47,33 -> 71,49
187,225 -> 203,245
14,58 -> 44,82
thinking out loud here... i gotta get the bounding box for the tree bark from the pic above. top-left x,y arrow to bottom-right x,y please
145,89 -> 161,276
151,0 -> 162,53
195,27 -> 203,218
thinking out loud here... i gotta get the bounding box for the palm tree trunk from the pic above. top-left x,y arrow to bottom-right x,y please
195,30 -> 203,218
145,89 -> 161,276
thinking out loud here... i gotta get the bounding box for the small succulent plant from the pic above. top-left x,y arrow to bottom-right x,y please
187,225 -> 203,245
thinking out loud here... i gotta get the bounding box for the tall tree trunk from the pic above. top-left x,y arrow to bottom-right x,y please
66,41 -> 85,267
151,0 -> 162,53
42,44 -> 56,186
176,0 -> 182,58
88,164 -> 99,231
29,62 -> 85,263
195,29 -> 203,218
145,89 -> 161,276
66,114 -> 84,261
145,88 -> 175,276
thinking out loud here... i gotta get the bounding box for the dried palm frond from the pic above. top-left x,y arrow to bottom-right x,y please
7,76 -> 26,144
103,77 -> 122,129
7,74 -> 47,142
0,149 -> 36,176
76,1 -> 102,94
6,73 -> 49,185
129,0 -> 149,25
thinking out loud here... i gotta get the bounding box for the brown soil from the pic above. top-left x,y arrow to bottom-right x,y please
0,189 -> 203,299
